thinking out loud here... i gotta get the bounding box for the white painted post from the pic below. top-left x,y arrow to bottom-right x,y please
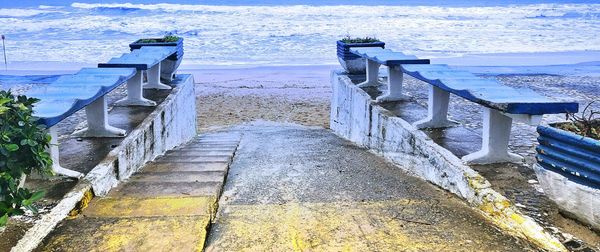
357,59 -> 381,88
413,85 -> 458,129
73,96 -> 127,138
144,62 -> 172,90
462,108 -> 523,164
48,127 -> 84,178
376,66 -> 410,102
114,70 -> 157,106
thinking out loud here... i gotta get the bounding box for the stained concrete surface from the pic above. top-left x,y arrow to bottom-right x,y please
205,123 -> 537,251
35,133 -> 241,252
356,75 -> 600,250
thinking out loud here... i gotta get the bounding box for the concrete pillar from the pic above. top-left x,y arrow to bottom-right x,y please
413,85 -> 458,129
115,70 -> 157,106
357,59 -> 381,88
144,62 -> 172,90
462,108 -> 523,164
74,96 -> 127,138
48,127 -> 84,178
376,66 -> 410,102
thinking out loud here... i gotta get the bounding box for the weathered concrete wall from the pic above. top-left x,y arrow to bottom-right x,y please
329,71 -> 371,147
12,74 -> 197,252
90,74 -> 197,195
329,71 -> 566,252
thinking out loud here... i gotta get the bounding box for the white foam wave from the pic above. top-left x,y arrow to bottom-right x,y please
0,8 -> 59,17
1,3 -> 599,65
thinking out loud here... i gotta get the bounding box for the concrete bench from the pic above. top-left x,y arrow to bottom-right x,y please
400,64 -> 579,164
98,46 -> 178,105
27,67 -> 137,178
349,47 -> 430,102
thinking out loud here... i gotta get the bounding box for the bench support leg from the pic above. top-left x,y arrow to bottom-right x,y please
74,96 -> 127,138
357,60 -> 381,88
144,62 -> 172,90
413,86 -> 459,129
462,108 -> 523,164
115,70 -> 157,107
48,127 -> 84,178
376,66 -> 410,102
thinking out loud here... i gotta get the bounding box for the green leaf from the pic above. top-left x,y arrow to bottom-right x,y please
0,98 -> 11,106
0,214 -> 7,226
29,191 -> 44,202
5,144 -> 18,152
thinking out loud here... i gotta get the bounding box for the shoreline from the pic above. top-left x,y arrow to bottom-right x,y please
2,63 -> 600,77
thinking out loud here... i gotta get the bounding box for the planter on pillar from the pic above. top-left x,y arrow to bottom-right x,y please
129,37 -> 184,82
336,39 -> 384,74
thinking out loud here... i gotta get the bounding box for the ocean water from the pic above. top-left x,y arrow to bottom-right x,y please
0,1 -> 599,67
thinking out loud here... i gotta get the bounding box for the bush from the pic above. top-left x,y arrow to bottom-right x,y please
138,35 -> 181,43
340,35 -> 380,43
0,90 -> 52,226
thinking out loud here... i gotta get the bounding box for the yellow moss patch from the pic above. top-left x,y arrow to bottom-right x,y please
205,199 -> 523,251
68,189 -> 94,218
40,216 -> 209,252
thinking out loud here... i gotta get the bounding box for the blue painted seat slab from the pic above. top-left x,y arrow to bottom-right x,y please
350,47 -> 430,65
400,64 -> 579,115
98,46 -> 177,70
28,71 -> 135,128
77,67 -> 137,76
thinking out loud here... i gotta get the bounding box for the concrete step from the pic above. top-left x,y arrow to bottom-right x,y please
83,196 -> 216,218
178,146 -> 238,152
156,156 -> 231,163
143,162 -> 229,173
37,216 -> 209,252
108,181 -> 223,198
164,149 -> 235,157
130,171 -> 225,183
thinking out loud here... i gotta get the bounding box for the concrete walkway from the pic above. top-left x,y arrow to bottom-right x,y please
35,133 -> 241,251
36,122 -> 536,251
205,123 -> 536,251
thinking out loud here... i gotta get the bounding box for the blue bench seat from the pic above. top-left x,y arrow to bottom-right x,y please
26,67 -> 137,178
29,70 -> 135,127
99,46 -> 177,90
401,64 -> 578,115
349,48 -> 579,165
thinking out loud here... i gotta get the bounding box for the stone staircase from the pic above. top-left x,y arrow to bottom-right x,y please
35,132 -> 241,251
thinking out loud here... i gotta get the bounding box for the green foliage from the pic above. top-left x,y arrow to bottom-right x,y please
340,35 -> 380,43
0,90 -> 52,226
138,35 -> 181,43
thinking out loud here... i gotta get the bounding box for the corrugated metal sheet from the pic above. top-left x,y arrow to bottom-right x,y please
536,125 -> 600,188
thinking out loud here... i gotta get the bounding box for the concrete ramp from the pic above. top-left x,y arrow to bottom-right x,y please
205,123 -> 536,251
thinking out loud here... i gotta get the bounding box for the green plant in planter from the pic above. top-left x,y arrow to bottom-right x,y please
138,35 -> 181,43
0,90 -> 52,226
340,35 -> 380,43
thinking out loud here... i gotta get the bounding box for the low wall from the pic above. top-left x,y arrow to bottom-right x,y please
330,70 -> 566,252
12,74 -> 197,252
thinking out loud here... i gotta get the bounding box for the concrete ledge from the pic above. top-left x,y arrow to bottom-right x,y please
11,74 -> 197,252
329,70 -> 566,252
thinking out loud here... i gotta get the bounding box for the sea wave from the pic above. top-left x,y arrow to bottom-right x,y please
0,2 -> 599,66
0,8 -> 62,17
